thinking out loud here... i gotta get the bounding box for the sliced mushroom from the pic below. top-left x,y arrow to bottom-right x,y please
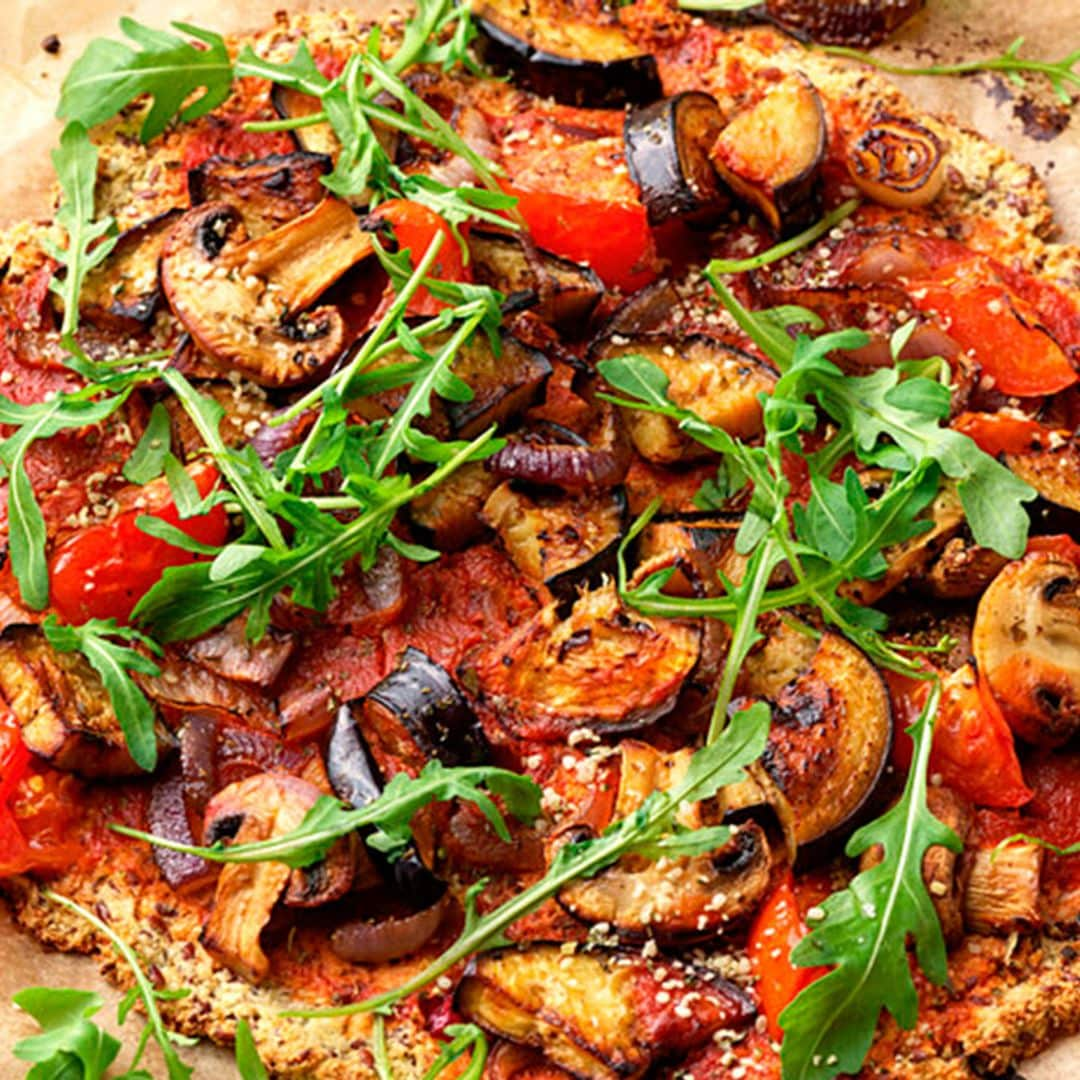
79,210 -> 181,332
709,75 -> 826,235
201,773 -> 354,980
469,582 -> 700,741
592,334 -> 776,463
861,785 -> 971,946
457,944 -> 754,1080
557,740 -> 773,940
963,841 -> 1043,936
973,550 -> 1080,746
161,199 -> 373,387
0,625 -> 171,778
188,151 -> 331,237
737,620 -> 892,855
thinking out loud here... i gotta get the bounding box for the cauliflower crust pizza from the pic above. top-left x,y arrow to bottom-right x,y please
1,2 -> 1080,1078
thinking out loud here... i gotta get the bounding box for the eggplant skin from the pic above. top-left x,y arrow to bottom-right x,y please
472,1 -> 661,109
361,647 -> 489,775
764,0 -> 924,46
739,623 -> 892,857
0,625 -> 168,778
625,93 -> 728,227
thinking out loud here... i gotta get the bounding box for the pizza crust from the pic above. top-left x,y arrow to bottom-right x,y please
1,5 -> 1079,1078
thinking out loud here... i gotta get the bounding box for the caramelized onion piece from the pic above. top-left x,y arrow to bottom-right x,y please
764,0 -> 924,46
487,440 -> 627,492
330,895 -> 448,963
848,114 -> 947,210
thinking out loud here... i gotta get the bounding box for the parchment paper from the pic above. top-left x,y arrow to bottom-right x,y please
0,0 -> 1078,1075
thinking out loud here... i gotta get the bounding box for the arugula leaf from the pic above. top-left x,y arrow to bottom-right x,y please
123,402 -> 171,484
234,1019 -> 268,1080
58,19 -> 233,142
40,890 -> 195,1080
421,1024 -> 488,1080
779,682 -> 959,1079
0,388 -> 132,609
42,616 -> 163,772
13,988 -> 120,1080
112,759 -> 542,868
42,122 -> 118,340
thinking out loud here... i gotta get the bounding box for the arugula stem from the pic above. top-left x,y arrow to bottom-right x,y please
245,112 -> 328,132
43,889 -> 193,1080
706,535 -> 780,744
708,198 -> 858,274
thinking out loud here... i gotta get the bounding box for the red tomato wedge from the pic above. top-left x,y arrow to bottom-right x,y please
911,282 -> 1076,397
50,461 -> 228,625
502,183 -> 658,294
372,199 -> 469,315
886,665 -> 1031,808
952,411 -> 1055,457
747,873 -> 825,1041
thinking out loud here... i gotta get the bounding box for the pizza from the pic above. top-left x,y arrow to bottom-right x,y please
1,1 -> 1079,1077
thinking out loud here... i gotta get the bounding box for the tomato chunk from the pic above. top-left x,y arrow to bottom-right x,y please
748,873 -> 824,1041
952,411 -> 1054,457
372,199 -> 469,315
503,183 -> 658,294
911,282 -> 1076,397
50,462 -> 228,624
886,665 -> 1031,808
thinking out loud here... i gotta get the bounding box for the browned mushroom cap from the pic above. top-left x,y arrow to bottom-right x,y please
161,198 -> 374,387
973,550 -> 1080,746
963,840 -> 1044,936
556,740 -> 774,941
201,773 -> 353,980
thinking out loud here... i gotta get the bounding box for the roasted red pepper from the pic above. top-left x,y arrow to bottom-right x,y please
49,461 -> 228,624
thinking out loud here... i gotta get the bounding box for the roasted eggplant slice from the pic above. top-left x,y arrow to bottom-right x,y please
409,461 -> 500,550
357,647 -> 489,778
326,704 -> 446,907
458,944 -> 754,1080
558,741 -> 773,940
161,200 -> 371,386
1007,438 -> 1080,514
469,228 -> 603,335
471,0 -> 661,109
0,625 -> 171,778
201,773 -> 354,980
763,0 -> 924,46
624,93 -> 728,227
973,549 -> 1080,746
470,582 -> 700,741
445,335 -> 553,439
634,515 -> 741,598
188,151 -> 331,237
709,75 -> 827,235
847,113 -> 947,210
593,334 -> 775,463
482,481 -> 627,601
78,210 -> 181,332
738,621 -> 892,854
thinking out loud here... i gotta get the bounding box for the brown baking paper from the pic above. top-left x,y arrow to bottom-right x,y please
0,0 -> 1078,1075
